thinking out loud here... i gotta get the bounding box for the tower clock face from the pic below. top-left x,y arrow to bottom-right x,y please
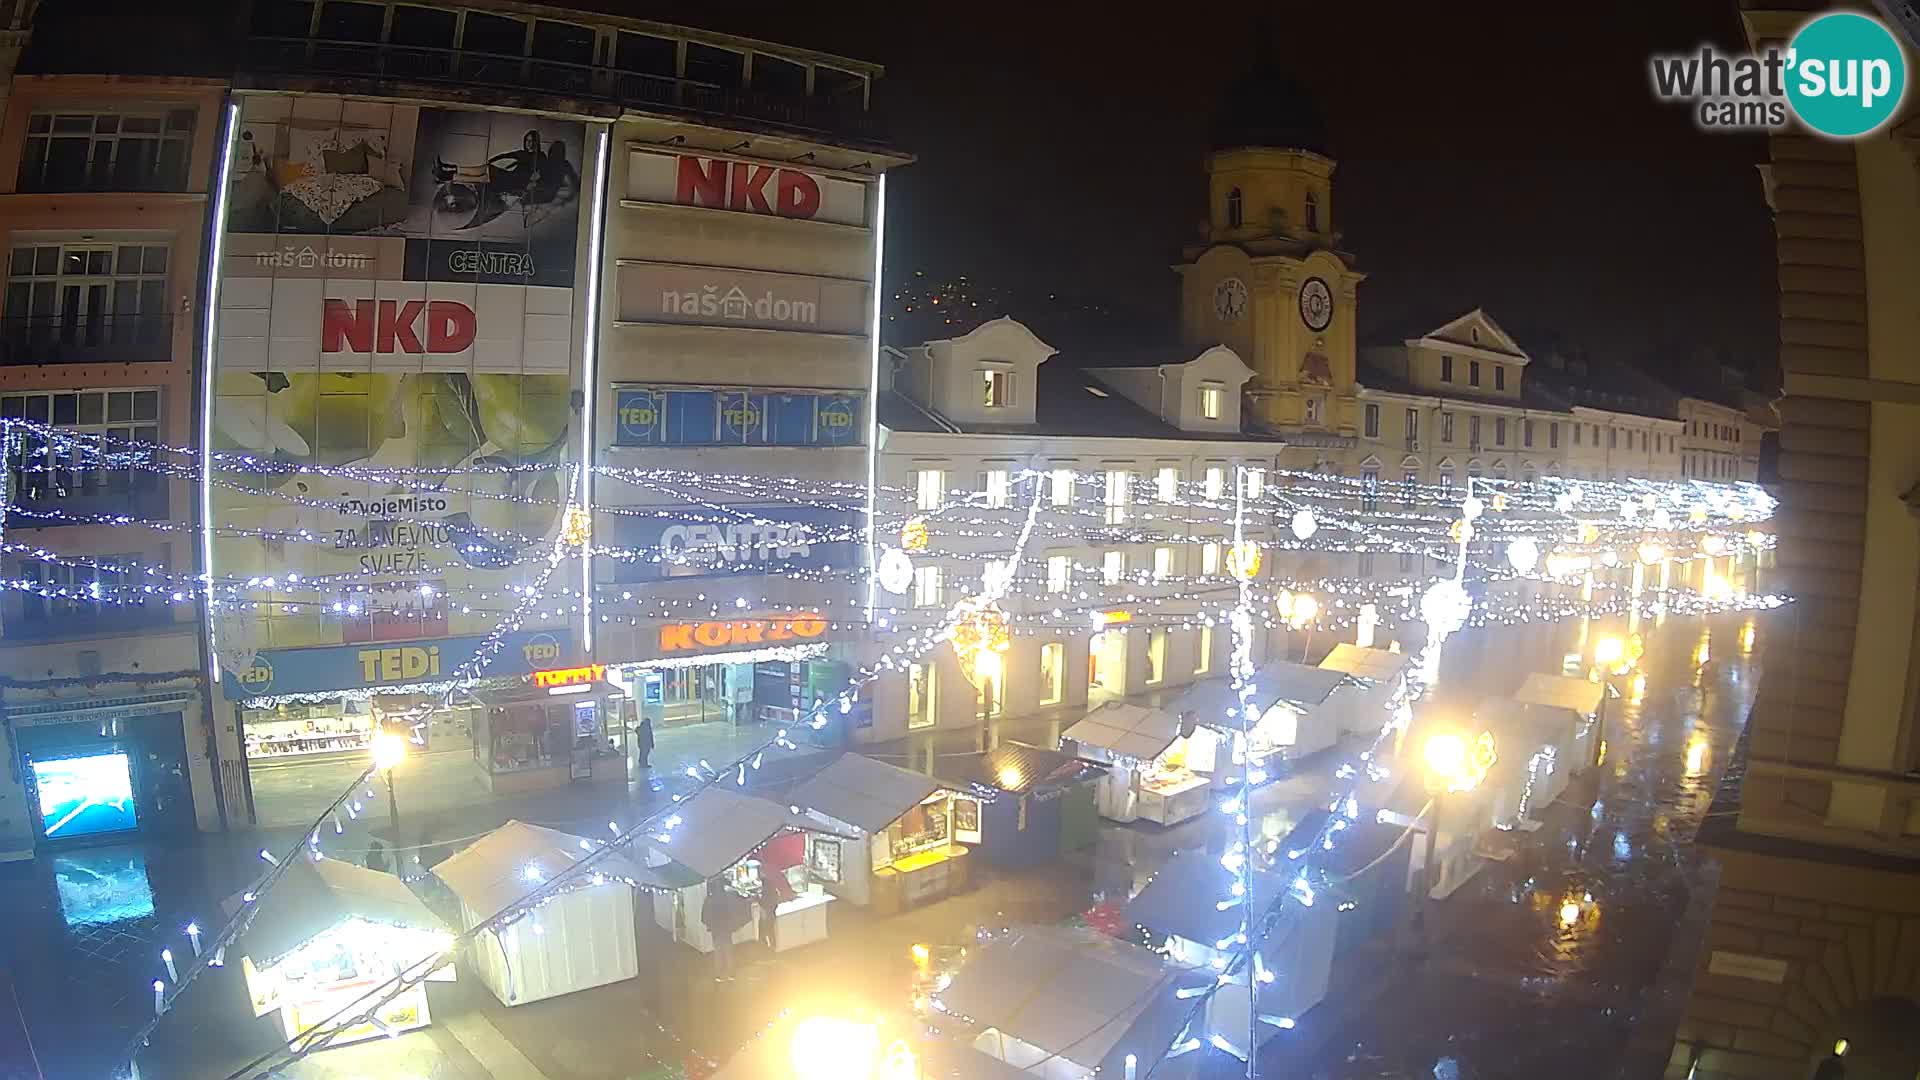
1299,277 -> 1334,332
1213,277 -> 1248,322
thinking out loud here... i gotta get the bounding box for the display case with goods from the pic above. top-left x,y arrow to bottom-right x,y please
469,677 -> 627,794
1062,702 -> 1210,825
790,754 -> 976,914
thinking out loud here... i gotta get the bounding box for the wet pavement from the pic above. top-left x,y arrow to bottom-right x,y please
0,609 -> 1765,1080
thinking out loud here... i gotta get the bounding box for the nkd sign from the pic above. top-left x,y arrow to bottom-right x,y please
627,149 -> 870,228
323,298 -> 477,354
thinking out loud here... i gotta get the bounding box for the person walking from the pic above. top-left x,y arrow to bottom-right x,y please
635,716 -> 656,769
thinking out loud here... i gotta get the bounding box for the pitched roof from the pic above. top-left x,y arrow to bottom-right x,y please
791,753 -> 944,833
1319,644 -> 1412,682
237,855 -> 444,968
1064,702 -> 1185,762
645,788 -> 853,880
1126,847 -> 1287,944
943,742 -> 1105,794
434,820 -> 653,917
1511,673 -> 1604,716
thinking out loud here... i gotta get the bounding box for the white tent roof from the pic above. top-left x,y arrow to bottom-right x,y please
1512,673 -> 1604,716
790,753 -> 944,834
1164,662 -> 1345,731
434,820 -> 651,918
651,787 -> 853,880
1063,702 -> 1184,762
1320,644 -> 1412,682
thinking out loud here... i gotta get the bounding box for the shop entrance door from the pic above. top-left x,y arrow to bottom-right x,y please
1089,631 -> 1127,708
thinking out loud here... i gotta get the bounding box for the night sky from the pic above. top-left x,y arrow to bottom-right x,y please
723,1 -> 1780,385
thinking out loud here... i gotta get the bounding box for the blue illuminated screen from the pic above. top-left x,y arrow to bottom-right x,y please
33,752 -> 139,840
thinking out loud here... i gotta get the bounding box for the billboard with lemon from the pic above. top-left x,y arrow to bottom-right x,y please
211,93 -> 592,668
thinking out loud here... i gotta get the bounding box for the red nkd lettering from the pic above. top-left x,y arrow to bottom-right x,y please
671,155 -> 824,221
322,299 -> 476,354
674,155 -> 728,208
776,169 -> 821,219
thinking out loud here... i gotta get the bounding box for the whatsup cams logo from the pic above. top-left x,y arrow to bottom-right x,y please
1651,11 -> 1908,137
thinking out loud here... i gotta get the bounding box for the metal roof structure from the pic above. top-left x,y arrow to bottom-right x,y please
648,788 -> 856,880
1126,847 -> 1288,946
943,741 -> 1105,794
1319,644 -> 1413,683
434,820 -> 654,917
235,855 -> 445,969
1063,702 -> 1185,762
1511,673 -> 1605,716
791,753 -> 945,834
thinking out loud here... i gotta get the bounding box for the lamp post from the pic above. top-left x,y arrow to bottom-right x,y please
371,726 -> 407,830
1416,731 -> 1494,945
1588,635 -> 1636,770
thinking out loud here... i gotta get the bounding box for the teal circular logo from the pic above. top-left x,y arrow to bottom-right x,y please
1786,12 -> 1907,138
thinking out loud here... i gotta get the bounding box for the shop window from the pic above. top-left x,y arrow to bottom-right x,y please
20,110 -> 194,193
907,662 -> 936,730
1194,625 -> 1212,674
883,797 -> 951,863
1039,642 -> 1065,705
1046,554 -> 1070,594
482,702 -> 572,774
1146,629 -> 1168,685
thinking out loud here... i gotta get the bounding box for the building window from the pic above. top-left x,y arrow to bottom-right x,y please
1469,415 -> 1482,448
1244,468 -> 1265,500
981,467 -> 1010,509
1495,418 -> 1507,446
1304,396 -> 1322,424
3,388 -> 162,502
1050,467 -> 1073,506
1153,546 -> 1173,581
1364,403 -> 1380,438
1199,383 -> 1224,420
1440,355 -> 1454,383
1304,189 -> 1321,231
1046,554 -> 1070,594
1608,428 -> 1617,449
1146,629 -> 1168,685
1226,187 -> 1243,228
1039,642 -> 1064,705
1592,424 -> 1599,445
1438,466 -> 1454,490
1358,551 -> 1376,577
7,243 -> 172,345
1204,465 -> 1225,499
1201,542 -> 1222,576
1440,412 -> 1455,444
19,109 -> 195,193
1523,420 -> 1533,448
1104,468 -> 1130,524
1102,550 -> 1125,585
982,368 -> 1012,407
907,661 -> 937,730
1361,466 -> 1380,512
1494,366 -> 1507,391
1550,422 -> 1560,449
1156,466 -> 1179,503
1469,360 -> 1482,387
915,468 -> 945,511
1195,625 -> 1213,674
913,565 -> 943,608
1406,408 -> 1419,444
16,553 -> 142,628
1572,424 -> 1582,446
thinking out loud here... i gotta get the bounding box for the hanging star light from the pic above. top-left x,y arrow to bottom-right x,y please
875,548 -> 913,595
1420,579 -> 1471,642
1290,508 -> 1317,540
900,516 -> 930,553
948,597 -> 1011,688
1228,541 -> 1262,580
1506,537 -> 1540,573
559,506 -> 592,548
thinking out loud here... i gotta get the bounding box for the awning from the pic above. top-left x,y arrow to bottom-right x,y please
941,742 -> 1105,795
433,820 -> 656,918
1319,644 -> 1412,683
648,787 -> 855,881
1511,673 -> 1604,716
790,753 -> 945,834
231,855 -> 445,969
1062,702 -> 1183,762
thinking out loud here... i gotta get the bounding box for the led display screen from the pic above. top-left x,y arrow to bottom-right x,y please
33,752 -> 139,840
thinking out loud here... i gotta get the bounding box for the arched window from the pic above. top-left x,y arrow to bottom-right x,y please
1226,187 -> 1243,228
1304,189 -> 1321,232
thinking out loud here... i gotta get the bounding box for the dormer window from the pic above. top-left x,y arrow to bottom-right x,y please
982,368 -> 1012,407
1226,187 -> 1243,228
1198,382 -> 1224,420
1304,189 -> 1320,232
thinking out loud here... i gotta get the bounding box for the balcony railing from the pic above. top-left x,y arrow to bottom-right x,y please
3,603 -> 178,642
0,314 -> 174,366
5,474 -> 169,527
247,37 -> 882,142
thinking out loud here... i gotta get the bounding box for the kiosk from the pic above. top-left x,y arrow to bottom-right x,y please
233,856 -> 452,1048
791,754 -> 977,914
1476,695 -> 1583,829
1510,673 -> 1606,773
432,820 -> 643,1006
1165,662 -> 1348,780
468,669 -> 629,794
1318,644 -> 1415,740
1062,702 -> 1209,825
939,743 -> 1104,869
643,787 -> 852,954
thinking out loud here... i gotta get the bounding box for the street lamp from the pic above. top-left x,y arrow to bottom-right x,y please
1416,730 -> 1495,941
371,726 -> 407,829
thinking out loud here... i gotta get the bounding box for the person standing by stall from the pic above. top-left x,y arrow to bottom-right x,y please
635,716 -> 656,769
703,878 -> 747,980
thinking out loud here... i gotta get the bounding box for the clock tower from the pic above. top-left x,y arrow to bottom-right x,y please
1175,53 -> 1364,452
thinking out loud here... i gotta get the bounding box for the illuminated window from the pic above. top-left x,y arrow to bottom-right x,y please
1199,382 -> 1224,420
1245,468 -> 1265,500
1226,186 -> 1243,228
1146,629 -> 1167,685
1039,642 -> 1064,705
1153,546 -> 1173,581
1046,554 -> 1070,594
1364,403 -> 1380,438
1049,467 -> 1073,506
1102,550 -> 1124,585
981,468 -> 1009,509
915,468 -> 944,511
1204,465 -> 1225,499
1195,625 -> 1213,674
981,368 -> 1012,408
907,661 -> 937,730
913,565 -> 942,608
1156,466 -> 1179,502
1104,469 -> 1130,524
1201,542 -> 1222,576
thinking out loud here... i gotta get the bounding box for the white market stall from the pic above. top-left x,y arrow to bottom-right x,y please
233,856 -> 453,1048
1061,702 -> 1210,825
933,924 -> 1202,1079
432,820 -> 643,1006
1511,673 -> 1606,774
642,787 -> 853,954
1476,696 -> 1583,830
791,753 -> 979,914
1165,661 -> 1349,778
1319,644 -> 1415,739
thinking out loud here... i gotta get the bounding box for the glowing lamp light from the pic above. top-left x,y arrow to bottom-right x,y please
1593,636 -> 1625,668
1491,493 -> 1508,512
1461,495 -> 1484,521
1834,1038 -> 1850,1058
1702,535 -> 1727,556
899,516 -> 930,553
1506,537 -> 1540,574
1637,542 -> 1666,566
559,505 -> 592,548
1290,508 -> 1317,540
1420,579 -> 1471,641
1578,522 -> 1600,544
1650,507 -> 1673,530
875,548 -> 913,595
1228,541 -> 1262,580
1620,500 -> 1640,521
1448,519 -> 1473,545
789,1016 -> 886,1080
370,730 -> 408,772
1560,900 -> 1582,929
1423,733 -> 1468,784
1599,549 -> 1620,567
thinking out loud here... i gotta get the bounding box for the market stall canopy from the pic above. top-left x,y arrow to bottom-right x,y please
1511,673 -> 1605,716
1126,847 -> 1287,945
943,742 -> 1105,794
936,925 -> 1203,1073
1166,662 -> 1346,727
791,753 -> 945,834
649,787 -> 855,881
1063,702 -> 1184,762
434,820 -> 657,918
1319,644 -> 1413,683
231,855 -> 445,969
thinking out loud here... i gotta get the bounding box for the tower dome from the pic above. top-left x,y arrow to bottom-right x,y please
1210,36 -> 1331,156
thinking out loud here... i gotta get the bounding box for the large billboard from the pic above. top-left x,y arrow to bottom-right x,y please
212,95 -> 592,677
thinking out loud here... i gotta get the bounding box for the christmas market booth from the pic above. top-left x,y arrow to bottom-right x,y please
642,787 -> 854,954
467,664 -> 630,794
938,743 -> 1104,869
1063,702 -> 1209,826
1318,644 -> 1415,740
1126,845 -> 1335,1055
1474,693 -> 1585,831
233,856 -> 453,1048
933,924 -> 1204,1078
1510,672 -> 1605,774
1165,660 -> 1349,779
431,820 -> 645,1006
791,753 -> 978,914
